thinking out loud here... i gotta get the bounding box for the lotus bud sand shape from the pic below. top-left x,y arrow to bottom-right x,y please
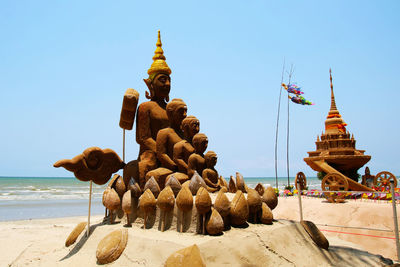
48,31 -> 396,265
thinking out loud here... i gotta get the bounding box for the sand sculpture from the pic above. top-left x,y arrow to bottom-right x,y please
53,31 -> 304,265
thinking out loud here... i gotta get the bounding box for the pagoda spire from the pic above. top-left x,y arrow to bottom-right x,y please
329,68 -> 338,112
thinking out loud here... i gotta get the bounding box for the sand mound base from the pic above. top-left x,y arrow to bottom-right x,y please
6,217 -> 392,266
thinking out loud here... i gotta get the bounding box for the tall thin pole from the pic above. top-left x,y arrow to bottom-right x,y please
123,129 -> 126,162
86,180 -> 93,237
286,65 -> 294,187
274,59 -> 286,189
390,180 -> 400,261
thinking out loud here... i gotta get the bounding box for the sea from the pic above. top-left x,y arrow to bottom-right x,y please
0,176 -> 321,222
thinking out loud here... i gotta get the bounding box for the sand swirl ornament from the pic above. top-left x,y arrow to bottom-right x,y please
139,189 -> 156,229
195,187 -> 211,234
176,186 -> 193,232
157,186 -> 175,231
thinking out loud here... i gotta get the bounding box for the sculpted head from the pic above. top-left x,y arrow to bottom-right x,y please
204,151 -> 217,167
166,99 -> 187,127
192,133 -> 208,154
181,115 -> 200,140
144,31 -> 172,102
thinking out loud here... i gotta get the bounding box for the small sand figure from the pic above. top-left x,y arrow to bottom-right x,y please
187,133 -> 208,178
202,151 -> 220,189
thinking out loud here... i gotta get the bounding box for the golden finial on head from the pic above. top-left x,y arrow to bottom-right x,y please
147,30 -> 171,79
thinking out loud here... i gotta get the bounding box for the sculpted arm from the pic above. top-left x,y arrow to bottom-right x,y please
156,130 -> 177,170
173,142 -> 188,173
136,104 -> 156,153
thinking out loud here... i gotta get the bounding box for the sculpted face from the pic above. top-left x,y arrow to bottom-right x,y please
173,104 -> 187,126
189,119 -> 200,137
152,73 -> 171,99
194,137 -> 208,154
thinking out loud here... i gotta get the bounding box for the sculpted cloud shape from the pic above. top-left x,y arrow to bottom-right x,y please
53,147 -> 125,185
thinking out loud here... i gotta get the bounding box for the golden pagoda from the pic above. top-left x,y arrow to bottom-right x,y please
304,70 -> 371,182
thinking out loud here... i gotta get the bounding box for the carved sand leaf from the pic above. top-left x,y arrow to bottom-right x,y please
260,202 -> 273,225
189,171 -> 207,195
115,175 -> 126,198
139,188 -> 156,213
103,188 -> 120,211
144,176 -> 161,198
263,186 -> 278,210
195,187 -> 211,215
228,176 -> 237,193
206,208 -> 224,235
129,179 -> 142,198
121,190 -> 132,215
176,186 -> 193,212
165,175 -> 182,197
255,183 -> 265,196
229,190 -> 249,226
301,220 -> 329,250
214,190 -> 230,217
235,172 -> 246,193
247,188 -> 262,214
182,180 -> 190,188
157,186 -> 175,212
65,221 -> 87,247
164,244 -> 206,267
96,229 -> 128,264
218,176 -> 228,188
220,186 -> 228,193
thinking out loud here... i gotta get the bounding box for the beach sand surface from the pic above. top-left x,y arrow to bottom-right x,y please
0,196 -> 396,266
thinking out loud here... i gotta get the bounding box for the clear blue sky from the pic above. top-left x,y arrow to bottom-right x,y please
0,1 -> 399,178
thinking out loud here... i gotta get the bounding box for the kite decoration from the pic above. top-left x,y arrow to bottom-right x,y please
282,83 -> 314,106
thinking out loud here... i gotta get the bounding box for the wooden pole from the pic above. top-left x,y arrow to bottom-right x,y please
390,181 -> 400,261
298,188 -> 303,221
123,129 -> 125,162
86,180 -> 93,237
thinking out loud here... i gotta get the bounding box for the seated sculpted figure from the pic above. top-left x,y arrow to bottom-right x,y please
165,116 -> 200,184
202,151 -> 219,189
124,31 -> 172,188
187,133 -> 208,178
145,98 -> 187,187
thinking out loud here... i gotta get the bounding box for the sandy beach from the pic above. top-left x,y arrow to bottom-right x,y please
0,195 -> 397,266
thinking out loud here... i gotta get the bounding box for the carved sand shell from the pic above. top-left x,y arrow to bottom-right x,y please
206,208 -> 224,235
214,190 -> 230,217
228,176 -> 237,193
129,178 -> 142,198
114,175 -> 126,198
65,221 -> 87,247
108,174 -> 120,187
229,190 -> 249,226
195,187 -> 212,215
165,244 -> 206,267
96,229 -> 128,264
139,189 -> 156,213
301,220 -> 329,250
144,176 -> 161,198
263,186 -> 278,210
247,188 -> 262,214
255,183 -> 265,196
103,187 -> 120,211
157,186 -> 175,212
176,186 -> 193,212
121,190 -> 132,215
235,172 -> 246,193
165,175 -> 182,197
218,176 -> 228,188
260,202 -> 273,224
189,171 -> 207,195
220,186 -> 228,193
